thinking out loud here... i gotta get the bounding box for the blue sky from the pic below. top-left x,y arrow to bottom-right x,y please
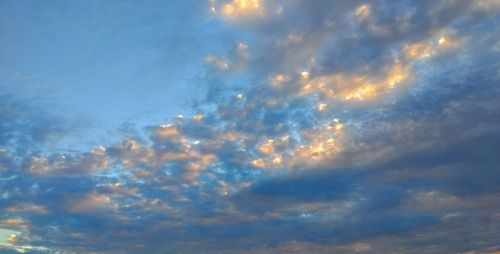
1,0 -> 500,253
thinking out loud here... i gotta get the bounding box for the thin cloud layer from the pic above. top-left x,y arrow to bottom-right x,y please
1,0 -> 500,253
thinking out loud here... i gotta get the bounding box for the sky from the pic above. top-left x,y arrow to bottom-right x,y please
0,0 -> 499,253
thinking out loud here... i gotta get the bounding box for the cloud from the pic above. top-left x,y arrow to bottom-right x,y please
211,0 -> 265,19
0,94 -> 77,156
0,0 -> 499,253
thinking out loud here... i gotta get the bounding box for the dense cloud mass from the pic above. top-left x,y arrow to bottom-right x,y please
1,0 -> 500,253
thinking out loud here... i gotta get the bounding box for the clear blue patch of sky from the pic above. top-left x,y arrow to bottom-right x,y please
0,0 -> 241,150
